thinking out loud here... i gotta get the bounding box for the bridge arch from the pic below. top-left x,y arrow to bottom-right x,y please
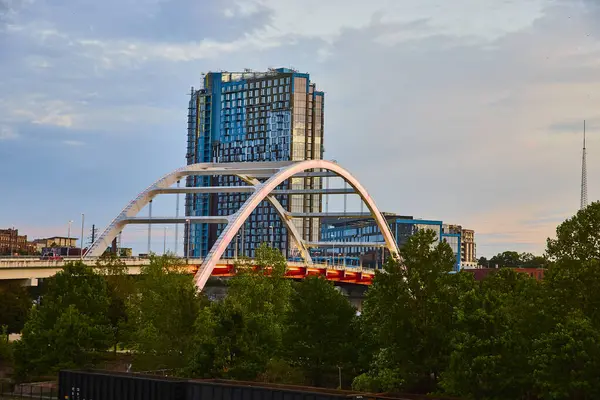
84,160 -> 399,291
193,160 -> 399,290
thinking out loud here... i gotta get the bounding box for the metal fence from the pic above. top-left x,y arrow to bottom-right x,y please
0,382 -> 57,399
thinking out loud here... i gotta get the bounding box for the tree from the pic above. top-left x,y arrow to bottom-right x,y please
284,277 -> 359,387
489,251 -> 522,268
529,312 -> 600,400
127,255 -> 204,370
487,251 -> 546,269
440,269 -> 548,400
14,262 -> 112,379
96,253 -> 135,354
0,283 -> 32,336
478,256 -> 489,267
547,201 -> 600,261
355,229 -> 471,394
544,259 -> 600,328
188,244 -> 292,380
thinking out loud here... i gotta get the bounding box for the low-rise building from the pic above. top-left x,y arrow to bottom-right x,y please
33,236 -> 78,250
320,214 -> 464,270
0,228 -> 36,255
466,267 -> 545,281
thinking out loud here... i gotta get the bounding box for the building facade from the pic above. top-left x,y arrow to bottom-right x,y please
0,228 -> 35,255
320,214 -> 452,269
446,225 -> 476,267
441,225 -> 462,272
185,68 -> 324,258
32,236 -> 78,251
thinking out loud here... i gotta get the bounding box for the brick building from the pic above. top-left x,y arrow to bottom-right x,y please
0,228 -> 36,255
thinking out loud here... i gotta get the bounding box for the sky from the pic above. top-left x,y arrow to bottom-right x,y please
1,0 -> 599,257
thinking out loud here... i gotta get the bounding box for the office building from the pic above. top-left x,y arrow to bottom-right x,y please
320,214 -> 459,270
185,68 -> 324,258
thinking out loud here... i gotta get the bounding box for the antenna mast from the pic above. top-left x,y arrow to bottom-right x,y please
581,120 -> 588,210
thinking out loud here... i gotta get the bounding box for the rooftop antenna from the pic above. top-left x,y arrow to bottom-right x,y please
581,120 -> 588,210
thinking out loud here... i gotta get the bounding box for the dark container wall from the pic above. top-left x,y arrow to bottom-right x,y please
186,381 -> 349,400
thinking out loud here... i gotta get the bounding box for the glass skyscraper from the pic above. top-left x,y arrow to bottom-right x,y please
185,68 -> 324,258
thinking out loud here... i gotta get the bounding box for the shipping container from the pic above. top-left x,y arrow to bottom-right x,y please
59,370 -> 187,400
58,370 -> 459,400
186,380 -> 350,400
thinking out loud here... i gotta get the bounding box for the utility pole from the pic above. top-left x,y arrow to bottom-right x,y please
89,224 -> 98,246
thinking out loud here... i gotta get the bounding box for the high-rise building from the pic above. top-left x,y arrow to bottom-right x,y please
460,228 -> 476,266
185,68 -> 324,258
446,225 -> 477,268
442,225 -> 462,271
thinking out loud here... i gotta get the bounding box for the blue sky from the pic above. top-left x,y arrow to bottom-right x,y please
1,0 -> 599,257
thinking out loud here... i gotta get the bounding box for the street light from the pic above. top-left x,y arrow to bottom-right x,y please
269,225 -> 274,248
80,213 -> 85,260
185,219 -> 191,262
163,227 -> 169,255
67,220 -> 73,257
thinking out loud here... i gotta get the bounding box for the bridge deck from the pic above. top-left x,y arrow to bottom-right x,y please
0,257 -> 376,285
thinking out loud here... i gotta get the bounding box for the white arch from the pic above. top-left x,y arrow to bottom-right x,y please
84,161 -> 297,258
193,160 -> 399,290
236,174 -> 313,264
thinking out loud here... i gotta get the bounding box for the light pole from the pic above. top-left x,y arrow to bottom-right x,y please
186,219 -> 191,262
80,213 -> 85,260
163,227 -> 168,255
269,225 -> 274,248
234,233 -> 239,260
67,220 -> 73,257
241,224 -> 245,258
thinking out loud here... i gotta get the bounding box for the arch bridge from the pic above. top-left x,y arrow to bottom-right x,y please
84,160 -> 399,291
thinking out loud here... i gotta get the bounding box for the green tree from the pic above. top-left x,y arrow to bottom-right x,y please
529,312 -> 600,400
440,269 -> 548,400
489,251 -> 522,268
284,277 -> 358,387
0,282 -> 32,336
478,256 -> 489,267
544,259 -> 600,330
355,229 -> 471,394
13,262 -> 112,379
0,326 -> 14,366
520,253 -> 546,268
547,201 -> 600,261
96,253 -> 135,354
127,254 -> 204,370
188,244 -> 292,380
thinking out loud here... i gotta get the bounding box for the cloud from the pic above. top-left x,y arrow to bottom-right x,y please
0,125 -> 18,140
62,140 -> 84,147
2,0 -> 599,257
